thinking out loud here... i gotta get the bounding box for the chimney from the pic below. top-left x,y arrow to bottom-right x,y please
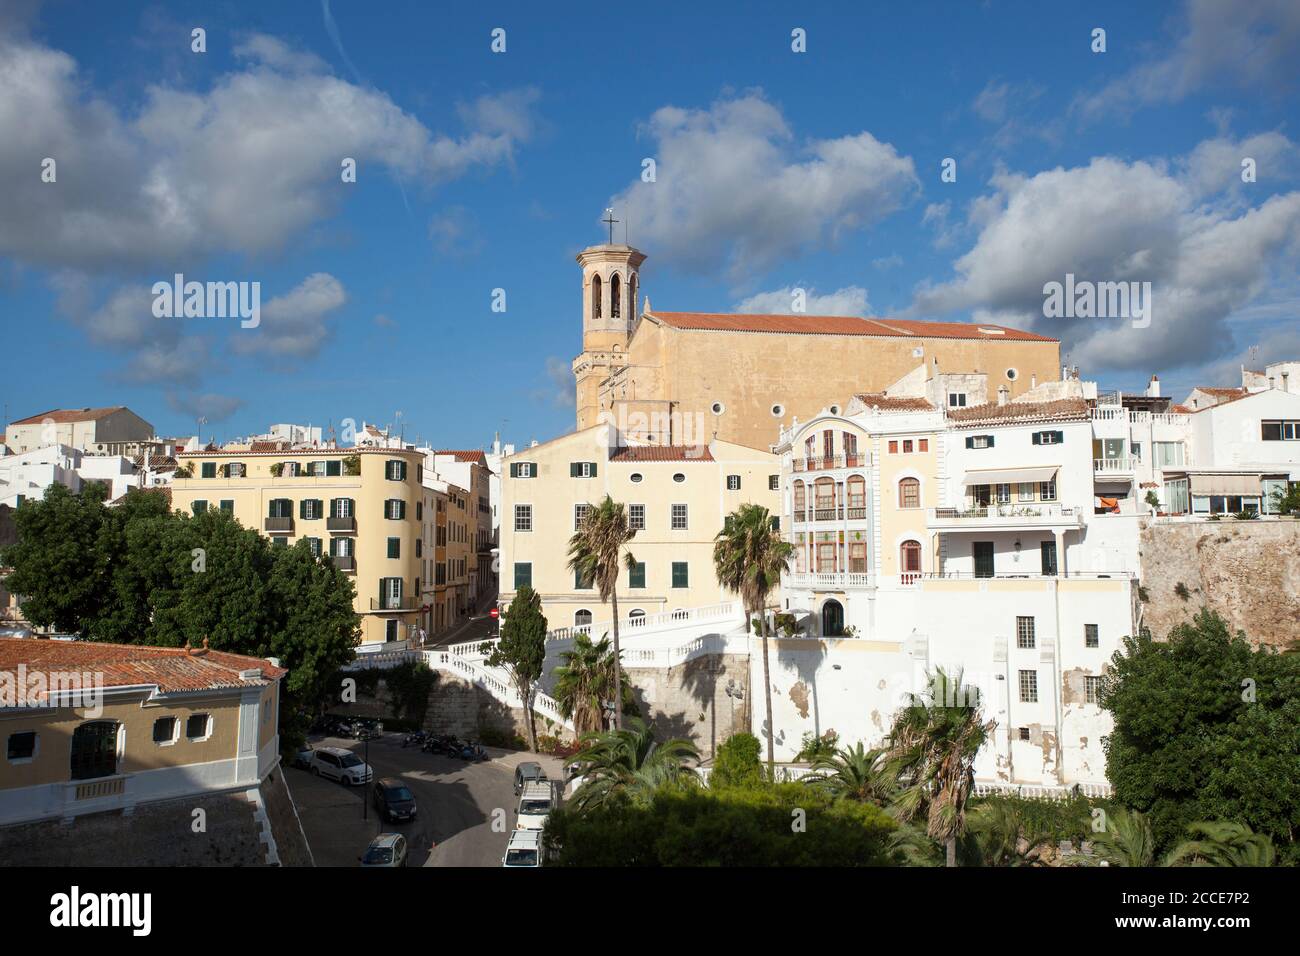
1147,375 -> 1160,398
997,386 -> 1009,406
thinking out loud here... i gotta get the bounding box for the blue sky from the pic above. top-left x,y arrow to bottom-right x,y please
2,0 -> 1298,449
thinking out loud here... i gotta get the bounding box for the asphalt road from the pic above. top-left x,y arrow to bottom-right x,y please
286,733 -> 564,868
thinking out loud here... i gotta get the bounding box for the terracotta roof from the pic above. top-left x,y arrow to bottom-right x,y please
250,441 -> 289,453
609,445 -> 714,462
436,450 -> 489,466
1196,386 -> 1248,397
1171,403 -> 1191,414
131,453 -> 177,470
947,398 -> 1091,426
110,486 -> 172,507
0,637 -> 285,698
649,311 -> 1056,342
852,393 -> 936,411
177,447 -> 417,457
10,406 -> 128,426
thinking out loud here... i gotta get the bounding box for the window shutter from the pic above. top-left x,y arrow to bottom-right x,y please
1053,430 -> 1064,443
1032,432 -> 1042,445
509,463 -> 518,478
589,462 -> 597,478
326,460 -> 341,476
965,436 -> 975,449
987,435 -> 995,448
299,499 -> 308,519
570,462 -> 579,478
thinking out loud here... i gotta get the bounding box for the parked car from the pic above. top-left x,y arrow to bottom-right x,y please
372,777 -> 418,823
513,761 -> 548,795
290,743 -> 315,769
359,833 -> 408,868
352,717 -> 383,740
310,746 -> 373,785
515,781 -> 554,830
502,828 -> 543,867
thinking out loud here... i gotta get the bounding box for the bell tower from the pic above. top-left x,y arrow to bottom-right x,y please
572,232 -> 646,430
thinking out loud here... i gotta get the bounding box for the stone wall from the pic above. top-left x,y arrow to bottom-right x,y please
1139,519 -> 1300,648
626,652 -> 751,759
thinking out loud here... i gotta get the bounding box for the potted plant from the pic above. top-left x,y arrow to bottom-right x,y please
269,462 -> 284,478
343,454 -> 361,476
1144,490 -> 1163,515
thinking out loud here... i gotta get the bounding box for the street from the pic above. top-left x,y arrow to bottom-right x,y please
286,733 -> 565,867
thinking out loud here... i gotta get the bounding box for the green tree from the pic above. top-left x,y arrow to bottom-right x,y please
487,585 -> 548,751
804,742 -> 897,805
710,731 -> 765,790
713,503 -> 792,775
567,716 -> 699,812
552,632 -> 633,733
886,668 -> 996,867
567,495 -> 637,731
1102,609 -> 1300,856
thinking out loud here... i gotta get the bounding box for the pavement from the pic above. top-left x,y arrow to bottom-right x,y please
427,609 -> 498,649
286,732 -> 565,868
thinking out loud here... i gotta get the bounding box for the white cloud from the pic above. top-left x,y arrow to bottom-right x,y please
165,391 -> 246,423
609,92 -> 919,281
231,272 -> 347,359
734,285 -> 871,317
0,31 -> 541,271
1074,0 -> 1300,123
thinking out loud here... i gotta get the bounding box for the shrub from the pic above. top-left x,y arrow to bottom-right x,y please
710,732 -> 765,789
794,729 -> 840,762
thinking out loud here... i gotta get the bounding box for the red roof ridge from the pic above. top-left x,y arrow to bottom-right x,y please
648,311 -> 1056,343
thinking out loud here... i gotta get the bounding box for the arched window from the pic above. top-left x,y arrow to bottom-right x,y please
611,273 -> 622,319
898,477 -> 920,509
900,540 -> 922,583
629,276 -> 638,315
847,475 -> 866,509
629,609 -> 646,627
591,274 -> 602,319
793,480 -> 806,513
71,721 -> 119,781
821,600 -> 844,637
814,477 -> 835,515
575,609 -> 592,627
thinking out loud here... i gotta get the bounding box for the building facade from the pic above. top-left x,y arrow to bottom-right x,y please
5,407 -> 154,455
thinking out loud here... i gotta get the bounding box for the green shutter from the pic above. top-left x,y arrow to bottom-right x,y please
220,500 -> 234,513
672,562 -> 688,588
588,462 -> 597,478
326,460 -> 341,476
299,499 -> 308,519
1032,432 -> 1042,445
629,562 -> 645,588
201,462 -> 216,478
965,436 -> 974,449
570,462 -> 579,477
509,463 -> 518,478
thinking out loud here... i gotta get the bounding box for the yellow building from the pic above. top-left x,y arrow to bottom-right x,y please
571,243 -> 1062,450
500,426 -> 780,628
170,447 -> 431,646
0,637 -> 282,826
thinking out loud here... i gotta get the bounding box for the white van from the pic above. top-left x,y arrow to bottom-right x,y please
502,828 -> 543,867
515,780 -> 553,830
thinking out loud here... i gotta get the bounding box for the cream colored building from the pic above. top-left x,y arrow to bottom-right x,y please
5,406 -> 155,455
571,244 -> 1062,450
499,426 -> 780,629
170,447 -> 431,646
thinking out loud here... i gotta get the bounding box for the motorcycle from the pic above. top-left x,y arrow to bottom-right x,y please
402,730 -> 426,749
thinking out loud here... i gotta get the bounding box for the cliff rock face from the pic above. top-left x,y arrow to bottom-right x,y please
1140,520 -> 1300,648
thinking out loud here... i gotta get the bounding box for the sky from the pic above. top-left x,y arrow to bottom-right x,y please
1,0 -> 1298,450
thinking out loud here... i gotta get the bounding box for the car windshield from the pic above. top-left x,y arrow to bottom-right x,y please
362,845 -> 394,864
385,786 -> 414,802
340,755 -> 363,768
521,799 -> 550,814
505,848 -> 538,866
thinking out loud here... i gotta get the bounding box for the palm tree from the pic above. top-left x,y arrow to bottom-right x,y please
803,742 -> 897,805
552,632 -> 633,734
713,503 -> 793,775
1087,806 -> 1157,867
961,801 -> 1053,866
567,717 -> 699,812
568,495 -> 638,730
1165,821 -> 1276,867
886,667 -> 996,867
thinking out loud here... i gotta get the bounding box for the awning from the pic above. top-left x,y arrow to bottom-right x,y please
962,466 -> 1058,485
1188,473 -> 1261,496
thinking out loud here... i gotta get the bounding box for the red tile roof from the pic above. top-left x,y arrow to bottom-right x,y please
609,445 -> 715,462
947,398 -> 1091,426
1195,386 -> 1248,397
1171,403 -> 1192,414
250,441 -> 289,453
852,393 -> 936,411
0,637 -> 285,697
10,406 -> 128,426
649,311 -> 1056,342
436,449 -> 489,466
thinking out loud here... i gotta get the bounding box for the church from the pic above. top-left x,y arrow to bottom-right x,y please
572,241 -> 1063,451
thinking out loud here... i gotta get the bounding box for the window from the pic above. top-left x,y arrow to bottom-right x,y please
570,462 -> 597,478
514,505 -> 532,532
610,273 -> 621,319
1085,624 -> 1099,648
1040,478 -> 1057,501
200,462 -> 217,478
1262,420 -> 1299,441
1017,482 -> 1036,502
1018,727 -> 1031,742
510,462 -> 535,478
771,403 -> 785,417
1040,541 -> 1058,576
1085,676 -> 1103,705
711,401 -> 725,415
153,717 -> 178,745
1154,441 -> 1185,467
415,538 -> 422,558
900,540 -> 922,574
671,562 -> 689,588
671,504 -> 688,530
727,475 -> 741,490
300,498 -> 323,520
385,619 -> 399,642
191,500 -> 208,515
1032,430 -> 1063,445
219,500 -> 234,513
918,438 -> 929,452
70,721 -> 119,780
888,440 -> 898,454
1016,616 -> 1036,649
898,477 -> 920,509
630,472 -> 643,483
966,434 -> 994,449
1019,670 -> 1038,703
591,273 -> 602,319
1006,368 -> 1018,381
186,714 -> 211,741
272,536 -> 288,548
7,731 -> 36,761
384,499 -> 406,520
331,537 -> 353,557
769,474 -> 780,491
385,460 -> 407,481
305,537 -> 322,557
903,439 -> 913,453
575,610 -> 593,627
387,537 -> 401,559
574,503 -> 590,530
380,577 -> 403,609
416,502 -> 423,521
629,504 -> 645,530
948,393 -> 967,407
672,473 -> 685,483
282,461 -> 300,477
331,497 -> 354,518
629,562 -> 646,588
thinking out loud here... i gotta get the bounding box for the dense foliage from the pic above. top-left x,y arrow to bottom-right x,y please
1102,609 -> 1300,860
487,585 -> 547,750
709,731 -> 766,790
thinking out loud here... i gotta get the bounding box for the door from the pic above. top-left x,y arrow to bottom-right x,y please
70,721 -> 119,780
1040,540 -> 1058,576
821,600 -> 844,637
973,542 -> 995,578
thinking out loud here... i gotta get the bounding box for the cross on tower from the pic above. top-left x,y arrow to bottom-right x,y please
602,208 -> 619,244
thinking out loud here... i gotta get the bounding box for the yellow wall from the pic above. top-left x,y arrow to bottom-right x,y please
874,428 -> 941,576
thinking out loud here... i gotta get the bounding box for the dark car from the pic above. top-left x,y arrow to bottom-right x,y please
513,761 -> 548,795
372,777 -> 418,823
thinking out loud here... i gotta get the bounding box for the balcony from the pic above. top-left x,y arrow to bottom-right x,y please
264,516 -> 294,532
327,515 -> 356,533
1094,458 -> 1137,476
370,596 -> 415,611
927,504 -> 1084,532
330,555 -> 355,573
787,572 -> 875,590
790,453 -> 868,473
